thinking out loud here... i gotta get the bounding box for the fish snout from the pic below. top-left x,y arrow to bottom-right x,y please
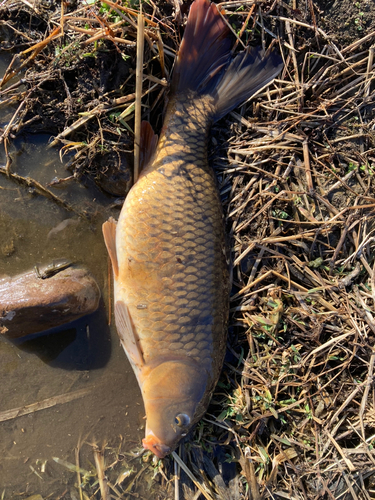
142,434 -> 171,459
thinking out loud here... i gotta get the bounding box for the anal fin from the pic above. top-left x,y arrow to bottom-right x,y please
102,217 -> 119,278
115,300 -> 145,368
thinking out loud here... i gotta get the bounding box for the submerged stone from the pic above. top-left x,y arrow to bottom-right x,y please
0,265 -> 101,339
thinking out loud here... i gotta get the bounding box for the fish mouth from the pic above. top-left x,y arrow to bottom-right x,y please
142,433 -> 171,459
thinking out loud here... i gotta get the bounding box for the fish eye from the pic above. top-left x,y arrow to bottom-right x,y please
174,413 -> 190,427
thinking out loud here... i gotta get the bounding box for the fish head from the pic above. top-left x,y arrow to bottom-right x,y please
141,359 -> 208,458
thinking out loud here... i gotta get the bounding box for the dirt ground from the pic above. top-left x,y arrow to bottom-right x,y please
0,0 -> 375,499
316,0 -> 375,45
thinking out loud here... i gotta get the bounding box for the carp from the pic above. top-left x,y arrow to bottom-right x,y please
103,0 -> 283,458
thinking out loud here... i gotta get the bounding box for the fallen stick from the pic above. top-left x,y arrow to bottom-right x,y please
0,388 -> 91,422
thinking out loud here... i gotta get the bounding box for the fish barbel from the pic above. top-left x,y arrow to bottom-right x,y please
103,0 -> 283,458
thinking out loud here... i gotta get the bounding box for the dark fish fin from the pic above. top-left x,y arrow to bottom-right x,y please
115,300 -> 145,368
172,0 -> 283,121
140,120 -> 158,171
213,47 -> 283,121
102,218 -> 119,278
171,0 -> 232,96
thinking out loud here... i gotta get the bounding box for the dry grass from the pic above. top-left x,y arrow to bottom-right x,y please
1,0 -> 375,498
205,3 -> 375,497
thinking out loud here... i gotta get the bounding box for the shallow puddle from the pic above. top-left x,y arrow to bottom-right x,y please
0,83 -> 146,494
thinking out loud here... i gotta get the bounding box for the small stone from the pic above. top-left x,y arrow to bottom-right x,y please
1,239 -> 16,257
0,265 -> 101,339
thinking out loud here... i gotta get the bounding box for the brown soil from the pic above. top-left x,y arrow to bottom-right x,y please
316,0 -> 375,46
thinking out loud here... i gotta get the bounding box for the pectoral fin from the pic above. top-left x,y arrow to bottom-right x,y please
102,218 -> 119,278
115,300 -> 145,368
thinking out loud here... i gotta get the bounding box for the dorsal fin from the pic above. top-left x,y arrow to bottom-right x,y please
140,121 -> 158,171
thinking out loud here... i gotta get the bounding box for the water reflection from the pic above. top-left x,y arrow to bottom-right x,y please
0,123 -> 144,494
11,306 -> 111,370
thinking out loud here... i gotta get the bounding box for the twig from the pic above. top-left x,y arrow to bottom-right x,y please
358,351 -> 375,439
325,431 -> 356,472
171,452 -> 214,500
134,5 -> 145,183
93,445 -> 110,500
0,167 -> 90,219
0,388 -> 91,422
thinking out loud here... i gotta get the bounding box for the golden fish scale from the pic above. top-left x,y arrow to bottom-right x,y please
117,96 -> 229,378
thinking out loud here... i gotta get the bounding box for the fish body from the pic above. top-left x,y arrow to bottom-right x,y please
103,0 -> 283,458
104,95 -> 228,457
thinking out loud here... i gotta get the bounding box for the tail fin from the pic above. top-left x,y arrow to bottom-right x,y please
213,46 -> 283,121
171,0 -> 232,96
171,0 -> 283,122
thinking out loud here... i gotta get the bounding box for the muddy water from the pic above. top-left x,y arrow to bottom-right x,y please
0,62 -> 145,495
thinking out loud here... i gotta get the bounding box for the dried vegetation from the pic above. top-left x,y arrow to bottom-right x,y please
1,0 -> 375,498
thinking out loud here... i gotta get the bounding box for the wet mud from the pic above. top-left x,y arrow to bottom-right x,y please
0,130 -> 144,495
